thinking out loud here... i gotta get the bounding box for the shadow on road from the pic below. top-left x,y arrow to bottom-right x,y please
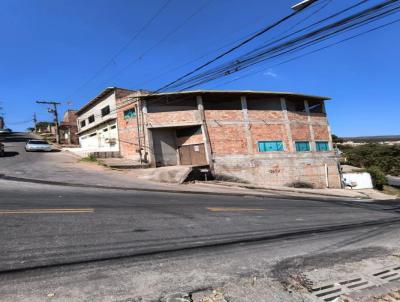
0,133 -> 32,143
1,152 -> 19,157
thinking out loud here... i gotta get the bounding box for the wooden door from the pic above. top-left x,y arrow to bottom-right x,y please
179,144 -> 207,165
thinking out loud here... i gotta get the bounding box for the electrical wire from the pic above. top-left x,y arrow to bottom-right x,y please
65,0 -> 173,100
158,0 -> 371,90
171,0 -> 400,91
212,17 -> 400,89
154,0 -> 319,93
92,0 -> 214,90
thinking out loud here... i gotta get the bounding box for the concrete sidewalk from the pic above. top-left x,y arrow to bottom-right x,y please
195,181 -> 399,200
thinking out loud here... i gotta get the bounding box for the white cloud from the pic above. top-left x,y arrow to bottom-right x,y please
263,70 -> 278,78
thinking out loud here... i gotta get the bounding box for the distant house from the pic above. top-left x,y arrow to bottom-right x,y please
76,87 -> 138,154
59,110 -> 78,145
340,135 -> 400,146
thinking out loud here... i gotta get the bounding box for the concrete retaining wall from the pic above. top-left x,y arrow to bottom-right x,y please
213,153 -> 341,188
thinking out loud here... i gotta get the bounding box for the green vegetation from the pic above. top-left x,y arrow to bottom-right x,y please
339,143 -> 400,190
340,143 -> 400,176
331,134 -> 344,144
365,166 -> 388,190
80,154 -> 98,163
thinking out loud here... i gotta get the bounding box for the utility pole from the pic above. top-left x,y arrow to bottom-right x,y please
33,113 -> 37,133
36,101 -> 61,144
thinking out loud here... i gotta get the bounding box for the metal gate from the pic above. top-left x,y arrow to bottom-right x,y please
179,144 -> 207,165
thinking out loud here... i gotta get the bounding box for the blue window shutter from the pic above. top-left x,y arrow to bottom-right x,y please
258,141 -> 284,152
124,108 -> 136,119
295,141 -> 310,152
316,141 -> 329,151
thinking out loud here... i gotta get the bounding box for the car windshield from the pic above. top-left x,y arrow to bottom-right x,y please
29,140 -> 49,145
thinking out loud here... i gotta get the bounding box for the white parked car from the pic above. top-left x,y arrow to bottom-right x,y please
25,140 -> 52,152
0,128 -> 12,135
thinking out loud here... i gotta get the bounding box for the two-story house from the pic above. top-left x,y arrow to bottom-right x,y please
76,87 -> 137,155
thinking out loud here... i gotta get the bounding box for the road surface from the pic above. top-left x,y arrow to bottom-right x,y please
0,132 -> 399,301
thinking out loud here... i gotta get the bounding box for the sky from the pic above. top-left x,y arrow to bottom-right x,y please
0,0 -> 399,136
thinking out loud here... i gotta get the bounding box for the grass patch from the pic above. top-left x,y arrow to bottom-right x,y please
79,154 -> 98,163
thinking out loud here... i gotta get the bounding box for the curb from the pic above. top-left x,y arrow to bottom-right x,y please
0,174 -> 361,202
197,181 -> 366,200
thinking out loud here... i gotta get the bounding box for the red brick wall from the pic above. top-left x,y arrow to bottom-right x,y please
313,124 -> 330,140
310,113 -> 327,123
117,103 -> 139,159
250,124 -> 290,153
291,124 -> 311,141
287,111 -> 308,122
207,125 -> 247,155
248,110 -> 283,120
176,133 -> 203,146
146,110 -> 200,127
205,110 -> 243,121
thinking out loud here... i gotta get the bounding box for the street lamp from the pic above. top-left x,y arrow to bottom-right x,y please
291,0 -> 318,11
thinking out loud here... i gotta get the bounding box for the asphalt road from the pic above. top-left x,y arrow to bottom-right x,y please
0,133 -> 399,272
0,133 -> 400,301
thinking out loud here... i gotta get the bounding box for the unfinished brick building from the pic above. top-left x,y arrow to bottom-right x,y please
115,90 -> 341,188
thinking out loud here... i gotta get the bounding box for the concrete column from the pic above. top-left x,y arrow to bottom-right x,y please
142,100 -> 155,166
304,100 -> 316,151
196,95 -> 214,171
241,96 -> 254,154
280,97 -> 294,152
322,102 -> 334,151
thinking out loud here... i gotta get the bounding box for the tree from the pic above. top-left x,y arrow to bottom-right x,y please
366,166 -> 387,190
331,134 -> 344,143
343,143 -> 400,176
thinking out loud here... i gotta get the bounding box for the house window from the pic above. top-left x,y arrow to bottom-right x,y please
88,115 -> 95,123
124,108 -> 136,119
258,141 -> 284,152
80,120 -> 86,128
110,125 -> 117,129
286,99 -> 306,112
89,132 -> 96,137
316,141 -> 329,151
308,100 -> 324,113
247,97 -> 282,110
101,105 -> 110,117
295,141 -> 310,152
203,95 -> 242,110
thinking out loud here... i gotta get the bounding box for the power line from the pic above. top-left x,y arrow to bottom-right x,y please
212,17 -> 400,89
95,0 -> 214,89
172,0 -> 400,90
77,0 -> 400,120
132,0 -> 332,89
154,0 -> 321,92
156,0 -> 370,91
65,0 -> 173,100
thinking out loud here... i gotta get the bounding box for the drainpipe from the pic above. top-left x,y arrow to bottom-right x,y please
324,163 -> 329,188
